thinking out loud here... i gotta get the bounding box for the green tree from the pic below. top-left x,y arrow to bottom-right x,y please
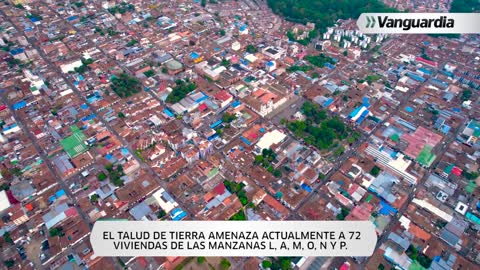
197,257 -> 206,264
286,65 -> 313,73
267,0 -> 396,32
4,260 -> 14,268
220,58 -> 230,67
262,260 -> 272,269
370,166 -> 381,176
462,170 -> 479,180
305,54 -> 335,68
105,163 -> 113,172
220,258 -> 231,270
157,209 -> 167,219
246,44 -> 258,53
461,89 -> 472,101
111,73 -> 142,98
450,0 -> 480,12
3,232 -> 13,244
49,227 -> 65,237
127,39 -> 138,47
254,155 -> 264,165
97,172 -> 107,181
166,80 -> 196,103
280,258 -> 292,270
222,113 -> 237,123
9,167 -> 22,177
0,183 -> 10,191
90,194 -> 99,203
143,70 -> 155,77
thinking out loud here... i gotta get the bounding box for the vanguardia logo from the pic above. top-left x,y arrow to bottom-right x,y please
357,13 -> 480,34
365,16 -> 376,28
376,15 -> 454,31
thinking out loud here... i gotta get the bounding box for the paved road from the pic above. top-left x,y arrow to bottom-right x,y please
0,7 -> 126,270
35,2 -> 194,219
279,67 -> 451,267
0,9 -> 93,230
0,6 -> 151,270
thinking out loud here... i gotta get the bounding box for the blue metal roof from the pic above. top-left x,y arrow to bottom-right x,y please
190,52 -> 199,59
207,134 -> 219,141
240,136 -> 252,146
362,97 -> 370,107
379,200 -> 397,215
406,71 -> 426,82
210,119 -> 223,129
81,113 -> 96,122
356,109 -> 369,124
10,48 -> 25,55
163,108 -> 174,117
418,67 -> 432,75
13,100 -> 27,110
3,123 -> 18,131
348,106 -> 362,118
55,189 -> 66,197
66,15 -> 78,22
441,125 -> 451,134
323,98 -> 334,107
171,208 -> 187,221
231,100 -> 241,108
301,183 -> 312,193
325,62 -> 336,69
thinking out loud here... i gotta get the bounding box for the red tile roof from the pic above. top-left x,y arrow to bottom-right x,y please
213,182 -> 226,196
198,103 -> 208,111
415,56 -> 438,67
64,207 -> 78,217
214,90 -> 232,102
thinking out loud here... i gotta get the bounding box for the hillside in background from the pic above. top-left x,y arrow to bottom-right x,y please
450,0 -> 480,12
267,0 -> 396,30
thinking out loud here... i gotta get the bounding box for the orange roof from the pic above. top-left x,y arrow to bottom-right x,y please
203,191 -> 215,202
25,203 -> 34,211
284,57 -> 295,65
251,88 -> 266,97
259,92 -> 277,104
263,195 -> 289,217
223,197 -> 232,205
114,201 -> 128,208
408,224 -> 431,241
215,90 -> 232,102
135,66 -> 151,75
96,130 -> 111,141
